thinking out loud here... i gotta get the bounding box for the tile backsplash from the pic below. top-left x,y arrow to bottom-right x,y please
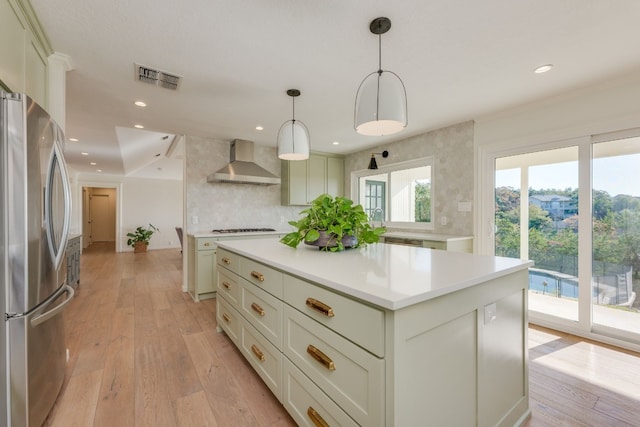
185,136 -> 301,234
344,121 -> 474,237
186,120 -> 474,237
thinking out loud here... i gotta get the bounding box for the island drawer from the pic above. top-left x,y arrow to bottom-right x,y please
240,317 -> 283,402
240,279 -> 283,349
217,269 -> 241,308
217,295 -> 241,345
284,274 -> 385,357
197,237 -> 218,250
284,305 -> 384,426
240,257 -> 283,298
283,358 -> 359,427
217,248 -> 240,273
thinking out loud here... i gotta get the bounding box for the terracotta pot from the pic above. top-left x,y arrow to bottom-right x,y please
134,241 -> 148,253
304,230 -> 357,250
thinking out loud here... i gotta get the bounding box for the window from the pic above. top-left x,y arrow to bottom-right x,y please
353,157 -> 434,229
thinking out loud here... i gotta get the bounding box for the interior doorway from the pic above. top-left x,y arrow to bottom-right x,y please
82,186 -> 117,250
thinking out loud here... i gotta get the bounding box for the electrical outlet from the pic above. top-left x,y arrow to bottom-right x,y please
192,215 -> 198,225
440,216 -> 448,225
484,302 -> 497,324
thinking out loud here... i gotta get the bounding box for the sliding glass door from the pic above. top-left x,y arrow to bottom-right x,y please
489,131 -> 640,346
495,147 -> 579,322
592,135 -> 640,336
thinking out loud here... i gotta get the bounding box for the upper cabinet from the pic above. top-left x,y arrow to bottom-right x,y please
0,0 -> 52,108
281,153 -> 344,206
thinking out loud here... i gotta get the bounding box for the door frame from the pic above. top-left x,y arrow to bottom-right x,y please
78,180 -> 123,252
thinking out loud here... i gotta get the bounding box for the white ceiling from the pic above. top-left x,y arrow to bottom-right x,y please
30,0 -> 640,180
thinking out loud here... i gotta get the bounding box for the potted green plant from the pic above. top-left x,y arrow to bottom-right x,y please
127,224 -> 158,253
280,194 -> 386,252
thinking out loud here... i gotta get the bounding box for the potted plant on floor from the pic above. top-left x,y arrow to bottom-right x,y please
280,194 -> 386,252
127,224 -> 158,253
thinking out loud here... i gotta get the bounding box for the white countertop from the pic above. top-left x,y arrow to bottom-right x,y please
216,238 -> 532,310
382,231 -> 473,241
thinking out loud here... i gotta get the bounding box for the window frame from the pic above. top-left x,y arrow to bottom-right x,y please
351,156 -> 435,230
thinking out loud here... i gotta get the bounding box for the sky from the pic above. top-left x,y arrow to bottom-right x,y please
496,154 -> 640,198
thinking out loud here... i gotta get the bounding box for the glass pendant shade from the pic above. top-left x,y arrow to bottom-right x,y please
277,119 -> 310,160
355,70 -> 407,136
277,88 -> 310,160
354,17 -> 407,137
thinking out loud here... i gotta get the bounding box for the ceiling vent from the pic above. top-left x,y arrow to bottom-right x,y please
134,63 -> 181,90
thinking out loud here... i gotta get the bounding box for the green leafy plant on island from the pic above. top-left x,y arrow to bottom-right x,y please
126,224 -> 159,248
280,194 -> 386,252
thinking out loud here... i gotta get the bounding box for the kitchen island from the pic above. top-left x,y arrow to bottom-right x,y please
215,238 -> 533,427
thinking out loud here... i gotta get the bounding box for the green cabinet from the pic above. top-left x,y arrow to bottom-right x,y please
0,0 -> 50,107
187,236 -> 217,301
281,153 -> 344,206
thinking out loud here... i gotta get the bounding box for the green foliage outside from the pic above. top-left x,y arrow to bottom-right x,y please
415,182 -> 431,222
495,187 -> 640,308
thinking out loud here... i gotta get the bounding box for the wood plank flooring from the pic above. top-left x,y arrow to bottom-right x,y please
45,244 -> 640,426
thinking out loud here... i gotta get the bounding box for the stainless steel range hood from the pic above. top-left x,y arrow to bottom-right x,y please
207,139 -> 281,185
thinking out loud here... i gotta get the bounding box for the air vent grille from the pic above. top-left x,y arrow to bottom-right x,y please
134,63 -> 181,90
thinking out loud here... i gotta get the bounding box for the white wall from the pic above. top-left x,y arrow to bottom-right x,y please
121,177 -> 183,251
475,72 -> 640,149
69,173 -> 183,252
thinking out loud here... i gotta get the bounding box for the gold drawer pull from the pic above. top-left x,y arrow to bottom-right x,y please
203,242 -> 211,247
305,298 -> 335,317
222,281 -> 231,290
222,257 -> 231,265
251,302 -> 265,316
251,344 -> 265,362
222,313 -> 231,323
306,345 -> 335,371
250,271 -> 265,282
307,406 -> 330,427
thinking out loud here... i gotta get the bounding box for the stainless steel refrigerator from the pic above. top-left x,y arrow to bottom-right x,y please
1,92 -> 74,426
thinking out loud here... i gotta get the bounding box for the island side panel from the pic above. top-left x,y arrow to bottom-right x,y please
387,269 -> 529,427
478,272 -> 530,427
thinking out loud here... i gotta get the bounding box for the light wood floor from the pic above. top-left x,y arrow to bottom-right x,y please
45,245 -> 640,426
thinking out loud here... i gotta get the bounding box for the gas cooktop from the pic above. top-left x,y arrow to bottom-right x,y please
211,228 -> 276,234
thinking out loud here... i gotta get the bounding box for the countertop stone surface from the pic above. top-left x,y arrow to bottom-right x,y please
216,238 -> 532,310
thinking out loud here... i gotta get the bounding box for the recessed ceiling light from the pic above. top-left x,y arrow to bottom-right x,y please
332,141 -> 340,145
69,138 -> 79,142
90,162 -> 97,165
134,124 -> 144,129
256,126 -> 264,131
96,169 -> 102,173
534,64 -> 553,74
134,101 -> 147,107
81,152 -> 89,156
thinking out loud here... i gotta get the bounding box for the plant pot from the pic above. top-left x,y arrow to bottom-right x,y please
134,241 -> 148,253
304,230 -> 358,251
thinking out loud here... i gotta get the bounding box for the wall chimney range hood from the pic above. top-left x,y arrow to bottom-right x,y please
207,139 -> 281,185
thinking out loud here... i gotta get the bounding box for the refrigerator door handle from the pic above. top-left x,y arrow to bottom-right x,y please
44,138 -> 72,270
30,284 -> 75,327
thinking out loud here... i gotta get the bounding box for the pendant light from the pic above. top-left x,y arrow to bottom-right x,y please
277,89 -> 310,160
354,17 -> 408,136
